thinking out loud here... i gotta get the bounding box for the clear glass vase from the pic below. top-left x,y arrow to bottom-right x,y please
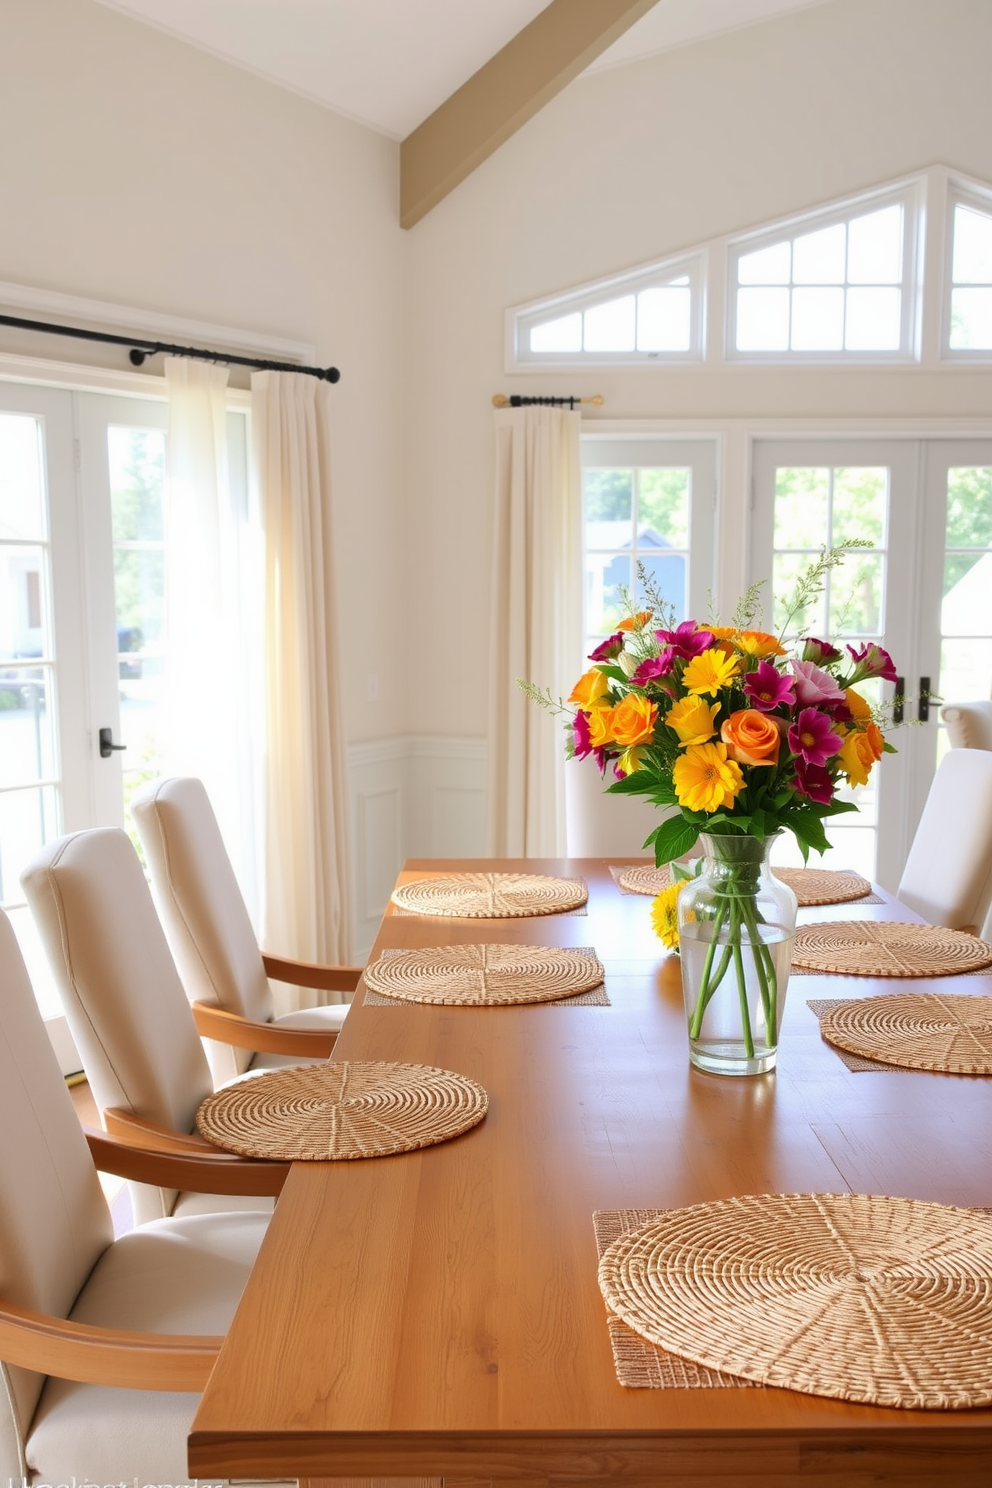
678,833 -> 797,1076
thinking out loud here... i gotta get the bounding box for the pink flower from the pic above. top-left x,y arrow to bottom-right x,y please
631,651 -> 675,684
788,707 -> 844,767
572,710 -> 593,760
743,660 -> 795,712
654,621 -> 714,659
790,659 -> 848,710
802,637 -> 842,666
845,642 -> 897,685
793,758 -> 835,804
588,632 -> 625,662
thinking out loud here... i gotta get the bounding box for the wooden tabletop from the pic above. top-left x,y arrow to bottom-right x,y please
189,859 -> 992,1487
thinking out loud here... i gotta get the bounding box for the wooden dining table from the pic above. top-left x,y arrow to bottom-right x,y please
188,857 -> 992,1487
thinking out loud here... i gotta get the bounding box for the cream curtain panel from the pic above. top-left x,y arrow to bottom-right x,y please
251,370 -> 352,989
487,406 -> 583,856
163,358 -> 262,911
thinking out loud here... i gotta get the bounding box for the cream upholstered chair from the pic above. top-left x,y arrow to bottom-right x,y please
941,700 -> 992,751
0,907 -> 289,1486
132,776 -> 361,1085
897,748 -> 992,934
21,827 -> 286,1225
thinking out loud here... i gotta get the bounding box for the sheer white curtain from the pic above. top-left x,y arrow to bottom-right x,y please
163,358 -> 263,912
487,406 -> 583,856
252,370 -> 352,990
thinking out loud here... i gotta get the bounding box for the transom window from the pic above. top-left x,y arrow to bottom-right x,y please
945,183 -> 992,355
513,254 -> 705,367
727,184 -> 922,361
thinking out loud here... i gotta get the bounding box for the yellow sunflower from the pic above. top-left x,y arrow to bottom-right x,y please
650,878 -> 686,951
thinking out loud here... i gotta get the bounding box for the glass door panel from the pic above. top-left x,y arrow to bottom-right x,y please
750,440 -> 918,889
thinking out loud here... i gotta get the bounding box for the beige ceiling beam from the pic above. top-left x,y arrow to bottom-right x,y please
400,0 -> 661,229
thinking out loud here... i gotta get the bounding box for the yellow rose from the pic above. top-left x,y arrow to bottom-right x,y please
838,728 -> 876,788
615,746 -> 647,776
610,693 -> 658,747
666,695 -> 720,746
568,669 -> 611,710
845,688 -> 872,723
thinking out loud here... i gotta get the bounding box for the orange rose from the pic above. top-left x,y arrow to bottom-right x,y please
720,708 -> 782,767
864,720 -> 885,762
586,706 -> 615,749
568,669 -> 611,710
610,694 -> 658,747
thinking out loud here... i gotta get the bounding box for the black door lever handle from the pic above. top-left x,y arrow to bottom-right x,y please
98,727 -> 126,759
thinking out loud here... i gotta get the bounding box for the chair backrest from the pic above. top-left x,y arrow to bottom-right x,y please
20,827 -> 214,1137
131,777 -> 274,1079
0,909 -> 112,1478
897,748 -> 992,931
941,700 -> 992,751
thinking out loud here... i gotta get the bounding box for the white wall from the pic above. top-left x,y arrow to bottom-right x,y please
404,0 -> 992,740
0,0 -> 408,745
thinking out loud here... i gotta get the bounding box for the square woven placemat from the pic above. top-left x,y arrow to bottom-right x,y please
593,1209 -> 755,1388
362,947 -> 610,1007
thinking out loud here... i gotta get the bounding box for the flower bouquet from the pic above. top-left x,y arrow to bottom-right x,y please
525,543 -> 898,1075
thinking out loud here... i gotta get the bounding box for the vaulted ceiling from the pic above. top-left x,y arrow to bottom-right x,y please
93,0 -> 836,224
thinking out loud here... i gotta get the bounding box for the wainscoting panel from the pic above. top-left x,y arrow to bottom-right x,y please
348,736 -> 487,960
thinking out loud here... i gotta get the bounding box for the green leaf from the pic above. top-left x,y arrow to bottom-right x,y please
596,664 -> 628,685
651,814 -> 700,866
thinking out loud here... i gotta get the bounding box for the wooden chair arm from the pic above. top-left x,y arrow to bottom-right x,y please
103,1106 -> 219,1154
0,1295 -> 219,1390
85,1126 -> 287,1197
261,952 -> 362,993
191,1001 -> 337,1058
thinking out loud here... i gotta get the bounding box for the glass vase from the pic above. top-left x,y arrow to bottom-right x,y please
678,833 -> 797,1076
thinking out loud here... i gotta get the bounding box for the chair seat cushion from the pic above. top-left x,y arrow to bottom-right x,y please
26,1211 -> 267,1484
248,1003 -> 349,1072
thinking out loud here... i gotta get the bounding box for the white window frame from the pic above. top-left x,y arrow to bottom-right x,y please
942,175 -> 992,362
508,252 -> 706,370
725,178 -> 926,366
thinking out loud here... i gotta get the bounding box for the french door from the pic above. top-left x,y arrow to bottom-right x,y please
751,437 -> 992,890
0,383 -> 169,1069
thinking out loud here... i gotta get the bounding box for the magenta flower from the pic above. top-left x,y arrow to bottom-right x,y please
788,707 -> 844,767
802,637 -> 842,666
654,621 -> 714,659
790,659 -> 848,710
744,660 -> 796,712
572,710 -> 593,760
845,642 -> 897,685
589,632 -> 625,662
793,758 -> 835,805
631,651 -> 675,684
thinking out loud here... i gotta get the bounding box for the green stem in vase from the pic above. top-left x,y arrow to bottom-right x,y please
730,917 -> 755,1061
738,892 -> 776,1038
687,891 -> 730,1040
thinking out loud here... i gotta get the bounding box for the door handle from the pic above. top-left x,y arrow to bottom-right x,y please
893,677 -> 905,725
98,727 -> 126,759
918,677 -> 930,723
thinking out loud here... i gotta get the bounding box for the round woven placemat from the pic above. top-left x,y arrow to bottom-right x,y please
617,864 -> 672,896
598,1192 -> 992,1409
771,867 -> 871,906
196,1061 -> 488,1160
791,920 -> 992,977
820,992 -> 992,1074
390,872 -> 587,918
364,943 -> 605,1006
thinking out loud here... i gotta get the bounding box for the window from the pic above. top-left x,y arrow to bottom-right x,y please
945,182 -> 992,355
727,183 -> 923,361
581,439 -> 716,655
512,254 -> 705,367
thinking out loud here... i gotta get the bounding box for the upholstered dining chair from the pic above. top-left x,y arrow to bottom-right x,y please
896,747 -> 992,934
132,776 -> 362,1085
0,907 -> 294,1487
21,827 -> 286,1225
941,699 -> 992,751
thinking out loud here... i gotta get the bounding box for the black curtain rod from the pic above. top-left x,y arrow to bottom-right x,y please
0,312 -> 340,383
492,393 -> 603,409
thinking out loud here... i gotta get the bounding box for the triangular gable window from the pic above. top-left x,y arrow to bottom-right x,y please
511,253 -> 705,366
946,181 -> 992,354
727,181 -> 924,361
